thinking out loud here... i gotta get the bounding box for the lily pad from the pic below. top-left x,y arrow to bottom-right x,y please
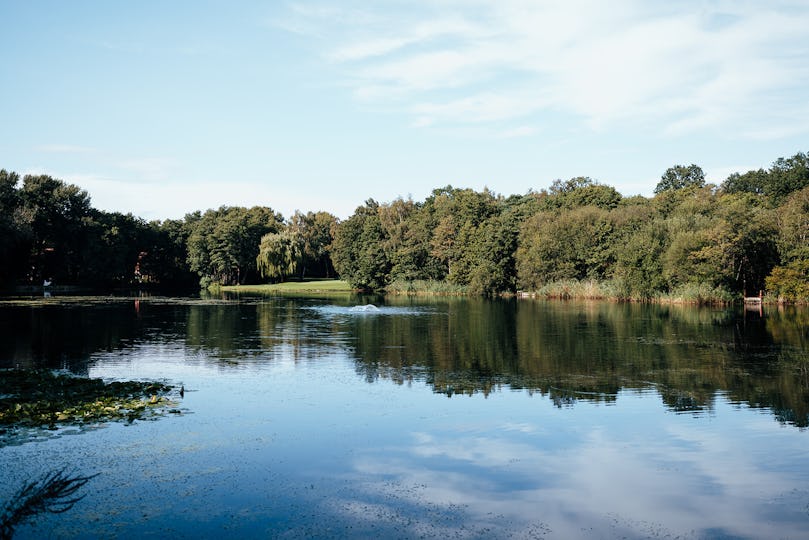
0,369 -> 182,440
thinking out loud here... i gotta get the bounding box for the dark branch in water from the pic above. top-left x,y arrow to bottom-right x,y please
0,468 -> 98,540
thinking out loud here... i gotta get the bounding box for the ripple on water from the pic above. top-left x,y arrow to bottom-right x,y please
308,305 -> 438,317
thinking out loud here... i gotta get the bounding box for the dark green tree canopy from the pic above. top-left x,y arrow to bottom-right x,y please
331,199 -> 391,291
720,152 -> 809,204
654,164 -> 706,194
186,206 -> 282,286
547,177 -> 622,209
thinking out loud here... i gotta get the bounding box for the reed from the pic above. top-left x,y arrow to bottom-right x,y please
386,279 -> 468,295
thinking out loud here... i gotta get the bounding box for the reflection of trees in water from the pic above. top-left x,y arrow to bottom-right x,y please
350,298 -> 809,427
0,469 -> 96,540
185,300 -> 356,366
3,298 -> 806,427
0,303 -> 147,373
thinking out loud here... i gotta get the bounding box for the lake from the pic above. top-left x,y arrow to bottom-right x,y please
1,294 -> 808,539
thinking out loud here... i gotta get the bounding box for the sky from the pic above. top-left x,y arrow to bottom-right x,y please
1,0 -> 808,221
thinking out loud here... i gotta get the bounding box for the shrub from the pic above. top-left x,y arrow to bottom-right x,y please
766,260 -> 809,302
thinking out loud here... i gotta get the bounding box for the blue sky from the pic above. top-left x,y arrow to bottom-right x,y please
2,1 -> 808,220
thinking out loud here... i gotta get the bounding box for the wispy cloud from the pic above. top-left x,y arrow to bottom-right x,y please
279,0 -> 809,140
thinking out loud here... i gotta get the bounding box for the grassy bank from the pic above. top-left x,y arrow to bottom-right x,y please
219,279 -> 353,294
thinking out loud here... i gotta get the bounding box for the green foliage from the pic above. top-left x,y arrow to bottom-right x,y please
468,212 -> 520,295
386,279 -> 468,295
0,151 -> 802,299
19,174 -> 93,283
427,186 -> 499,284
659,283 -> 736,304
186,206 -> 282,285
377,197 -> 428,282
135,219 -> 198,288
721,168 -> 769,196
613,220 -> 668,299
256,231 -> 302,282
0,170 -> 28,284
533,279 -> 620,300
331,200 -> 391,291
768,152 -> 809,203
654,164 -> 706,193
516,206 -> 615,290
766,260 -> 809,302
287,210 -> 337,278
655,189 -> 778,294
775,186 -> 809,263
547,177 -> 622,209
720,151 -> 809,204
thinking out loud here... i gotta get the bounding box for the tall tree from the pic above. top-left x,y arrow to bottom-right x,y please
654,164 -> 706,194
331,200 -> 390,290
775,186 -> 809,263
0,170 -> 28,284
19,174 -> 93,283
427,186 -> 499,284
136,219 -> 198,288
287,210 -> 337,278
721,152 -> 809,204
767,152 -> 809,203
721,169 -> 769,196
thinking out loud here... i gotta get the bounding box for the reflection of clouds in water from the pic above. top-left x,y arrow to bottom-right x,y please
341,421 -> 809,538
501,422 -> 539,434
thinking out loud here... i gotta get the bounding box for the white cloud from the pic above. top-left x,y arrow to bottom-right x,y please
55,171 -> 355,221
287,0 -> 809,139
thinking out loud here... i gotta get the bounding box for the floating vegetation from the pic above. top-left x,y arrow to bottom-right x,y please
0,468 -> 97,540
0,369 -> 180,437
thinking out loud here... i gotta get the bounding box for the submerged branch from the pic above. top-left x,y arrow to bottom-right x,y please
0,468 -> 98,540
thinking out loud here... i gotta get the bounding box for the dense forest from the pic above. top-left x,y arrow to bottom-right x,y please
1,151 -> 807,301
0,170 -> 336,292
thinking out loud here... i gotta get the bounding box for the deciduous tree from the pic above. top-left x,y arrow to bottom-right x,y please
654,164 -> 706,194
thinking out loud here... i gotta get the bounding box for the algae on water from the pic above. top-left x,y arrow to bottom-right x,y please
0,369 -> 180,437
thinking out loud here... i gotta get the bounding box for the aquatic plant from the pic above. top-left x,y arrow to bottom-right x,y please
0,468 -> 97,540
0,369 -> 179,432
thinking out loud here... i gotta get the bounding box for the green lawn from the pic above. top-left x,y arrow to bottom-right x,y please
220,279 -> 353,294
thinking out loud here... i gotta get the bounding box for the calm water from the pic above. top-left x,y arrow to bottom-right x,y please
1,295 -> 808,539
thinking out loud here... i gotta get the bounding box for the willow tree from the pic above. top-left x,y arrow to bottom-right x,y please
256,231 -> 301,282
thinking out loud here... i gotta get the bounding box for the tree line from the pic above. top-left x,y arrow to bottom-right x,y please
0,170 -> 337,291
332,152 -> 808,301
1,150 -> 807,300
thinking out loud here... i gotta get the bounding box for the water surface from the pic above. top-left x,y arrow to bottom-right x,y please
1,295 -> 807,538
